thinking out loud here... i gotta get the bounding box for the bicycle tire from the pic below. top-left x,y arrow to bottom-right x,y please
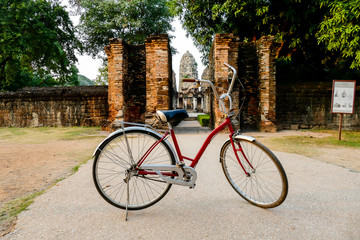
93,129 -> 176,210
220,138 -> 288,208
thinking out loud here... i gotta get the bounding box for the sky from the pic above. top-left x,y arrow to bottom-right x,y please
64,1 -> 205,89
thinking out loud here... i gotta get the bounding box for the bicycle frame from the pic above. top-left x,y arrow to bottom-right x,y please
135,62 -> 255,176
136,115 -> 254,177
171,117 -> 234,168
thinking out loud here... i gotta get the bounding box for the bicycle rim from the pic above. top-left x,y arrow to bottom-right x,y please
221,139 -> 288,208
93,129 -> 175,210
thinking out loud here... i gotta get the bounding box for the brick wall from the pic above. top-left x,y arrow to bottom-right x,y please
0,86 -> 108,127
257,36 -> 281,132
208,34 -> 279,132
277,82 -> 360,130
105,35 -> 172,128
145,34 -> 173,125
105,39 -> 147,126
210,34 -> 241,128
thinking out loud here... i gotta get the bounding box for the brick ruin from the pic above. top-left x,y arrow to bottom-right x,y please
0,86 -> 108,127
208,34 -> 280,132
105,35 -> 173,129
0,34 -> 358,130
104,33 -> 284,132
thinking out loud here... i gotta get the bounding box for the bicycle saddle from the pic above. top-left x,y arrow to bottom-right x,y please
156,110 -> 189,123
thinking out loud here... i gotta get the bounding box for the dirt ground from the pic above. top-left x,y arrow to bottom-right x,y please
0,132 -> 106,236
0,140 -> 102,204
0,130 -> 359,236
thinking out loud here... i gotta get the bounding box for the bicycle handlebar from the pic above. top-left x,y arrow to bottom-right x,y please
224,62 -> 237,96
181,63 -> 237,115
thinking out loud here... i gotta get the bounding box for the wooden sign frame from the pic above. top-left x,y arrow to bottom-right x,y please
331,80 -> 356,140
331,80 -> 356,114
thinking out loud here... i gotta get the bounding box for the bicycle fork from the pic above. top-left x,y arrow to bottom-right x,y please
230,138 -> 255,177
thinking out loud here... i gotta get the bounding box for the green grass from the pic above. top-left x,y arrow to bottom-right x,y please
0,190 -> 45,223
261,130 -> 360,157
0,127 -> 103,143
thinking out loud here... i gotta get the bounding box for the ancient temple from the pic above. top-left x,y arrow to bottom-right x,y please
179,51 -> 198,91
176,51 -> 208,113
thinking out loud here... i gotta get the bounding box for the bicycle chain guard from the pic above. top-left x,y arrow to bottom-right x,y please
138,165 -> 197,188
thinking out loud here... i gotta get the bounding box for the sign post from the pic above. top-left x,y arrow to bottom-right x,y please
331,80 -> 356,141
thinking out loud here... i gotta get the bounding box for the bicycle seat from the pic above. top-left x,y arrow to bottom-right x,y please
156,110 -> 189,123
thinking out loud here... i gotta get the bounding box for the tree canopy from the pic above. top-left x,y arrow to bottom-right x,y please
169,0 -> 360,80
75,0 -> 174,58
317,0 -> 360,69
0,0 -> 82,91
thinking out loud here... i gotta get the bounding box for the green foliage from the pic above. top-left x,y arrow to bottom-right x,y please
0,191 -> 45,222
76,0 -> 174,58
0,0 -> 82,91
169,0 -> 326,65
197,114 -> 210,127
170,0 -> 360,77
318,0 -> 360,69
78,74 -> 94,86
94,64 -> 108,85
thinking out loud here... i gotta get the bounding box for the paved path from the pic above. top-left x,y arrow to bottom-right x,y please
3,133 -> 360,240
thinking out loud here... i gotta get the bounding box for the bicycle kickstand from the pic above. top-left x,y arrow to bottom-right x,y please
125,174 -> 130,221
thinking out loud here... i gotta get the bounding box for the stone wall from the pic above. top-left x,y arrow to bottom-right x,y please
277,82 -> 360,130
0,86 -> 108,127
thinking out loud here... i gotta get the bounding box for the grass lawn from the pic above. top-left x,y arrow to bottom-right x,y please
260,129 -> 360,158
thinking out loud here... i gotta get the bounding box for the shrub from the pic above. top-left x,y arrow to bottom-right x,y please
197,114 -> 210,127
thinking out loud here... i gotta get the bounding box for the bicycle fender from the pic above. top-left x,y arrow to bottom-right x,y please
233,135 -> 255,142
92,127 -> 178,163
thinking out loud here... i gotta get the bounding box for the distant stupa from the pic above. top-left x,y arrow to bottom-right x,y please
179,51 -> 198,92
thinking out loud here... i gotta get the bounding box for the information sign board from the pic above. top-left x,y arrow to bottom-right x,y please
331,80 -> 356,114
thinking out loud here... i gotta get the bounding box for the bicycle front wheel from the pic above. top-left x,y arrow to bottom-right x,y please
93,129 -> 175,210
220,138 -> 288,208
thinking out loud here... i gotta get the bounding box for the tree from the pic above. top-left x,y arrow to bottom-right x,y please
75,0 -> 174,58
170,0 -> 360,81
0,0 -> 82,91
169,0 -> 326,64
317,0 -> 360,69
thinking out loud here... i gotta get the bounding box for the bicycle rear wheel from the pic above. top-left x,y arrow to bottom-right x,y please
220,138 -> 288,208
93,129 -> 175,210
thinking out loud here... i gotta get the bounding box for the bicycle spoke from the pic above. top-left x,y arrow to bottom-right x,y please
93,129 -> 175,210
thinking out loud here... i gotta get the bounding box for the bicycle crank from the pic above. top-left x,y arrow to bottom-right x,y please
138,165 -> 197,188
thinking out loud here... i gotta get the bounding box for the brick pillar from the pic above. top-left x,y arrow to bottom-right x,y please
104,38 -> 128,124
257,36 -> 280,132
145,34 -> 172,125
212,33 -> 240,128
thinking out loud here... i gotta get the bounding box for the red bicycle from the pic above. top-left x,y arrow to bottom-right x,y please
92,63 -> 288,218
